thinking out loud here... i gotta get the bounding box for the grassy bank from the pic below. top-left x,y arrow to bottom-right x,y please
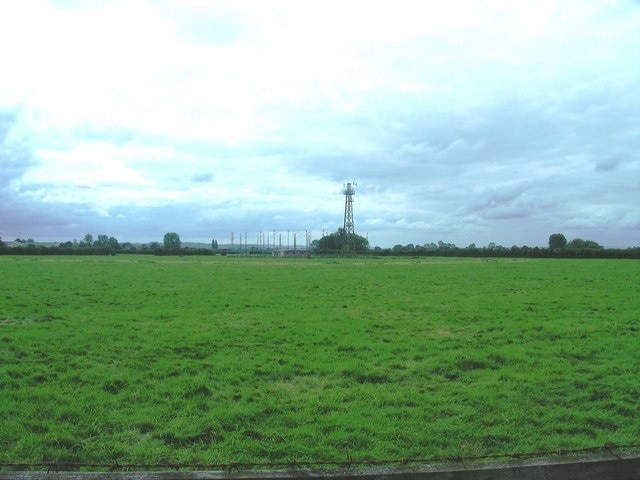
1,256 -> 638,466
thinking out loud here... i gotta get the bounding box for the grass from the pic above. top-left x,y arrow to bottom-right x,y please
0,255 -> 638,467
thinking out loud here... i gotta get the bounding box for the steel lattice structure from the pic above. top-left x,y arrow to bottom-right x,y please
343,182 -> 356,235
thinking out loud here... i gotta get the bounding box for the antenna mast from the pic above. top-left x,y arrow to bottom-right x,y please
343,182 -> 356,235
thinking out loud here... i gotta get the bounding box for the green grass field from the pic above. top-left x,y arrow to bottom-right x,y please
1,255 -> 638,467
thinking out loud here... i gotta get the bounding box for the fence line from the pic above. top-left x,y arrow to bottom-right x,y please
1,442 -> 638,472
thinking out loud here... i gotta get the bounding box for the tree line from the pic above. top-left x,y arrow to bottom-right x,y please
0,232 -> 207,256
1,231 -> 638,259
369,233 -> 639,259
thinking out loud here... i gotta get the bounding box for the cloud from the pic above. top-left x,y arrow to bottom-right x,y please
0,1 -> 639,247
191,173 -> 215,183
594,157 -> 621,172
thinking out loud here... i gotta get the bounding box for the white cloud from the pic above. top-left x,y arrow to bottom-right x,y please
0,0 -> 639,246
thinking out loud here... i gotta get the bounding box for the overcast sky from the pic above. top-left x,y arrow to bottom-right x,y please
1,0 -> 639,248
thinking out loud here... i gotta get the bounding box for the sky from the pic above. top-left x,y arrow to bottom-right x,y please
1,0 -> 639,248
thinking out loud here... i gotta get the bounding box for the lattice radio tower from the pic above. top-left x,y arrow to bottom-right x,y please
343,182 -> 356,235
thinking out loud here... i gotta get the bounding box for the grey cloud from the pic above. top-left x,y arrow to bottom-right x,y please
0,197 -> 99,240
75,124 -> 137,145
2,2 -> 639,249
0,111 -> 36,187
273,86 -> 637,246
191,172 -> 215,183
466,184 -> 530,214
594,157 -> 621,172
0,111 -> 17,143
479,206 -> 532,221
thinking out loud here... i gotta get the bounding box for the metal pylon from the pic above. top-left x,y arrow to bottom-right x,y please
343,182 -> 356,234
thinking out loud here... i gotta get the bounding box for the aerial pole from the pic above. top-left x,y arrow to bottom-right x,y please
343,182 -> 356,235
343,182 -> 356,253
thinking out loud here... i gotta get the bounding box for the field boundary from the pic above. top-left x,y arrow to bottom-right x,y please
2,451 -> 640,480
2,443 -> 639,472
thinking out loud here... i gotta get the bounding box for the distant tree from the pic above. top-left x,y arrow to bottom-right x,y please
583,240 -> 603,250
211,239 -> 218,250
0,237 -> 5,248
568,238 -> 603,250
345,232 -> 369,253
15,237 -> 35,245
83,234 -> 94,246
108,236 -> 120,249
567,238 -> 585,249
316,229 -> 369,253
548,233 -> 567,250
437,240 -> 457,250
163,232 -> 181,249
94,234 -> 109,247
